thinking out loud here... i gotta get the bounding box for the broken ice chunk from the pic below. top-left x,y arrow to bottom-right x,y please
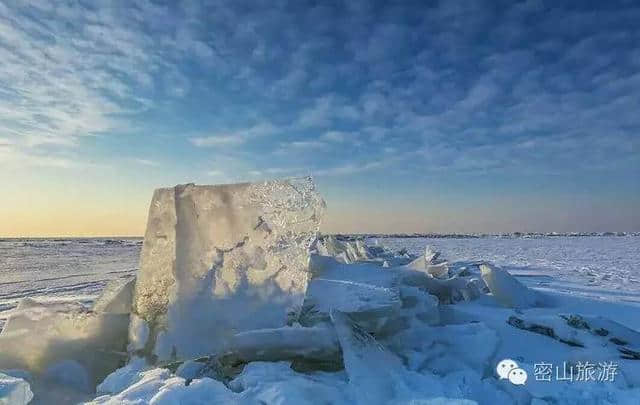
132,177 -> 324,361
0,372 -> 33,405
306,279 -> 400,319
330,310 -> 408,405
0,299 -> 129,388
127,314 -> 149,353
93,278 -> 136,314
315,236 -> 372,264
407,246 -> 450,279
218,325 -> 341,368
389,322 -> 499,374
305,278 -> 401,333
424,246 -> 441,264
330,310 -> 474,404
426,262 -> 450,279
401,271 -> 482,304
480,263 -> 546,308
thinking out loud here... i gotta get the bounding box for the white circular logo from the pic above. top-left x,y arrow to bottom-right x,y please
496,358 -> 519,380
508,368 -> 528,385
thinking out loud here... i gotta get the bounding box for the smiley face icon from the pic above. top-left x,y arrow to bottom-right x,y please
496,359 -> 519,379
508,368 -> 528,385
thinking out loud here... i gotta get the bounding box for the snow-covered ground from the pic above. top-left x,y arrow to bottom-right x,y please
1,235 -> 639,404
0,239 -> 139,331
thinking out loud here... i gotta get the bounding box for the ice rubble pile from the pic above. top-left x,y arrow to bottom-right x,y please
2,177 -> 640,404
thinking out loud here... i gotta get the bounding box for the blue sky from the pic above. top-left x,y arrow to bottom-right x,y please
0,0 -> 638,236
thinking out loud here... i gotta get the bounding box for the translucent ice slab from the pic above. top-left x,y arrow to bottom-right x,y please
132,177 -> 325,361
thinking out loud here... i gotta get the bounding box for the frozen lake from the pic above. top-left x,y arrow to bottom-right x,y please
1,236 -> 639,330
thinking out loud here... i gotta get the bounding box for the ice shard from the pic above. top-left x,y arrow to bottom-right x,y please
93,278 -> 136,314
0,299 -> 129,388
132,177 -> 325,361
479,263 -> 545,308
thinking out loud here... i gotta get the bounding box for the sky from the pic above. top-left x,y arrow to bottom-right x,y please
0,0 -> 639,237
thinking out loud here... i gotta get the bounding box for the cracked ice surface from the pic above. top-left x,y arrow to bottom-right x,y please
132,177 -> 325,360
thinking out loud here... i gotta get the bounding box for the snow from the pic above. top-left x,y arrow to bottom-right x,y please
132,178 -> 324,361
86,361 -> 352,404
229,361 -> 351,404
96,357 -> 147,395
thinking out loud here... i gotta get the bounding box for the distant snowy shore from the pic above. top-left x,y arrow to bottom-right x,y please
336,231 -> 640,240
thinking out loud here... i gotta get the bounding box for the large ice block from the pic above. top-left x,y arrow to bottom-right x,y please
132,177 -> 325,360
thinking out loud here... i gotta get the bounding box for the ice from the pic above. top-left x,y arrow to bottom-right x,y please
42,360 -> 91,393
304,254 -> 402,333
127,314 -> 149,353
0,298 -> 129,388
389,322 -> 499,374
175,360 -> 206,382
305,278 -> 401,326
132,177 -> 324,361
480,263 -> 546,308
92,278 -> 135,315
407,246 -> 450,279
151,325 -> 341,385
221,325 -> 340,365
401,270 -> 483,304
330,309 -> 407,405
330,310 -> 480,405
0,372 -> 33,405
315,236 -> 372,264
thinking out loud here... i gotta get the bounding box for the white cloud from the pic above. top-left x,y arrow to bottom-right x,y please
0,0 -> 223,167
190,135 -> 245,147
314,160 -> 385,176
207,169 -> 225,177
321,131 -> 349,142
132,158 -> 159,167
190,122 -> 278,147
296,95 -> 359,129
0,144 -> 96,169
287,140 -> 327,149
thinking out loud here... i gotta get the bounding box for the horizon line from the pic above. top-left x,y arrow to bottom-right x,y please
2,231 -> 638,240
